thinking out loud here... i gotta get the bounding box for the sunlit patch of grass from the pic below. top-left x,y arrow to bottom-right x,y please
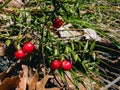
0,0 -> 120,89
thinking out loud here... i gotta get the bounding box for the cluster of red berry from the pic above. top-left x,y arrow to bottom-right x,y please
15,18 -> 63,69
15,42 -> 35,59
50,60 -> 72,71
52,18 -> 72,71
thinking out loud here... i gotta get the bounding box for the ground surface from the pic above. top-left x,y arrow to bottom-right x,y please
0,0 -> 120,90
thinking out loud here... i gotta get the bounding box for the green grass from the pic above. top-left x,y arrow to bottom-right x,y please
0,0 -> 120,89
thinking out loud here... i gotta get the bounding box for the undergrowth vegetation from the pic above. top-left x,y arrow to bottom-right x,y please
0,0 -> 120,89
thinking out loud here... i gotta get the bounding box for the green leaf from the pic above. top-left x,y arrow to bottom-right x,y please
90,41 -> 96,51
5,40 -> 11,46
60,70 -> 66,83
46,45 -> 52,51
54,48 -> 59,56
70,69 -> 79,89
71,41 -> 75,51
16,30 -> 22,41
73,54 -> 78,61
84,40 -> 89,52
0,0 -> 12,9
65,46 -> 71,54
17,44 -> 21,50
92,51 -> 96,60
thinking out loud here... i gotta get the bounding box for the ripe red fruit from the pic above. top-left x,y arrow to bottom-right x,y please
61,60 -> 72,71
15,49 -> 25,59
50,60 -> 60,70
23,42 -> 34,54
53,18 -> 62,28
58,59 -> 62,66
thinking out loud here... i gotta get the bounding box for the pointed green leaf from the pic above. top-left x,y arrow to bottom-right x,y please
65,46 -> 71,54
5,40 -> 11,46
73,54 -> 78,61
54,48 -> 59,56
90,41 -> 96,51
71,41 -> 74,51
84,40 -> 89,51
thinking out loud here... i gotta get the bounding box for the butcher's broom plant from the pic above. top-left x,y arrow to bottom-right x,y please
0,0 -> 120,89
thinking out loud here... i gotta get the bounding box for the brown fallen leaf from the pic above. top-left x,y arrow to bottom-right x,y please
65,71 -> 76,89
45,87 -> 60,90
0,46 -> 5,56
36,75 -> 51,90
78,83 -> 86,90
0,71 -> 8,83
83,77 -> 96,90
0,60 -> 21,82
16,65 -> 29,90
53,71 -> 86,90
53,71 -> 76,89
28,71 -> 39,90
7,0 -> 23,8
0,76 -> 20,90
94,83 -> 100,90
53,74 -> 64,88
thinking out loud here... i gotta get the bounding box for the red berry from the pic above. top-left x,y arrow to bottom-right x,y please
23,42 -> 34,54
58,59 -> 62,67
15,49 -> 25,59
50,60 -> 60,70
61,60 -> 72,71
53,18 -> 62,28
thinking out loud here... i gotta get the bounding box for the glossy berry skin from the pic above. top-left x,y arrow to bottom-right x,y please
58,59 -> 62,67
53,18 -> 62,28
61,60 -> 72,71
23,42 -> 34,54
15,49 -> 25,59
50,60 -> 60,70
